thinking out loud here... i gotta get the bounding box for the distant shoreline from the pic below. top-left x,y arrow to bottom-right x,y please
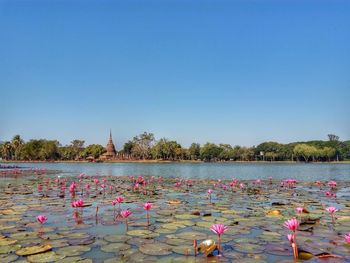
1,160 -> 350,164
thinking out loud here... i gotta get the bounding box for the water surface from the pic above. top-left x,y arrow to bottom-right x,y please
3,162 -> 350,181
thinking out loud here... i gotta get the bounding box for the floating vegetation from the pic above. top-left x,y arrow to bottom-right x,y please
0,171 -> 350,262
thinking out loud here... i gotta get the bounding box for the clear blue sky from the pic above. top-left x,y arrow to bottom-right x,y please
1,0 -> 349,148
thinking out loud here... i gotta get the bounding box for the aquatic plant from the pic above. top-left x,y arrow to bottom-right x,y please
193,239 -> 197,257
207,189 -> 213,203
327,180 -> 337,189
326,206 -> 338,223
94,178 -> 99,191
143,202 -> 152,225
284,218 -> 299,259
210,224 -> 228,255
121,209 -> 132,230
345,233 -> 350,244
115,195 -> 124,210
37,214 -> 47,225
295,207 -> 304,219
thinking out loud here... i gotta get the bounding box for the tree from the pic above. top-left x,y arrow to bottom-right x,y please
122,141 -> 134,155
19,139 -> 60,160
293,144 -> 318,162
152,138 -> 182,160
81,144 -> 106,159
1,141 -> 13,160
320,147 -> 336,162
200,143 -> 223,161
70,140 -> 85,160
328,134 -> 339,142
131,132 -> 155,159
11,135 -> 24,160
188,143 -> 201,160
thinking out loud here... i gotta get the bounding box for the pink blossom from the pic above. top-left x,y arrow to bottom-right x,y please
120,210 -> 132,218
327,180 -> 337,188
284,218 -> 299,232
210,224 -> 228,236
37,214 -> 47,224
115,195 -> 124,203
71,199 -> 84,208
143,202 -> 152,211
345,233 -> 350,244
296,207 -> 304,214
326,206 -> 338,214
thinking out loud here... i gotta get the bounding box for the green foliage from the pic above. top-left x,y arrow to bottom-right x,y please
131,132 -> 155,159
1,133 -> 349,162
81,144 -> 106,159
122,140 -> 134,155
152,138 -> 182,160
188,143 -> 201,160
200,143 -> 223,161
19,139 -> 60,160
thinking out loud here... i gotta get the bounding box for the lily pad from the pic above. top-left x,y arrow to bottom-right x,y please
27,251 -> 65,263
56,245 -> 91,256
139,243 -> 173,256
16,244 -> 52,256
101,243 -> 131,252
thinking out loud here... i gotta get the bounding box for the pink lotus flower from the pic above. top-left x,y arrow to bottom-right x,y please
94,179 -> 99,184
121,209 -> 132,231
79,173 -> 85,179
284,218 -> 299,259
72,199 -> 84,208
284,218 -> 299,232
207,189 -> 213,194
85,184 -> 91,189
210,224 -> 228,255
325,191 -> 335,197
37,214 -> 47,224
327,180 -> 337,188
115,195 -> 124,203
296,207 -> 304,214
326,206 -> 338,214
112,200 -> 118,206
143,202 -> 152,211
345,233 -> 350,244
210,224 -> 228,236
143,202 -> 152,225
121,209 -> 132,218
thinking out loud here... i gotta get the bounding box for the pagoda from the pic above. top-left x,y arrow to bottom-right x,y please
100,130 -> 117,160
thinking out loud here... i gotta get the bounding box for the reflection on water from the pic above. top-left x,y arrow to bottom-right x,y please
2,162 -> 350,180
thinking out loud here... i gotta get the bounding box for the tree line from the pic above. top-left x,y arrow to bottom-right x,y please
1,133 -> 349,162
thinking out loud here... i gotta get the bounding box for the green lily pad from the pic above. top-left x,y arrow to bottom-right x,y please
0,238 -> 17,246
174,214 -> 198,220
0,244 -> 21,254
127,229 -> 159,238
175,231 -> 207,240
101,243 -> 131,253
104,235 -> 130,243
27,251 -> 65,263
172,245 -> 196,256
139,243 -> 173,256
0,254 -> 18,263
16,244 -> 52,256
56,257 -> 93,263
56,245 -> 91,256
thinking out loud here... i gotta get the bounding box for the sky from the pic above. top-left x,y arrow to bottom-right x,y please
1,0 -> 349,148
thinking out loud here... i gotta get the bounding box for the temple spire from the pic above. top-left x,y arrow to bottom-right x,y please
109,129 -> 112,141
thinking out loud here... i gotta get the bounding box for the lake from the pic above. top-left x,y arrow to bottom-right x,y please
3,162 -> 350,181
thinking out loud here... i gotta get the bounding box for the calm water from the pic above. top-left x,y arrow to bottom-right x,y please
3,162 -> 350,181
